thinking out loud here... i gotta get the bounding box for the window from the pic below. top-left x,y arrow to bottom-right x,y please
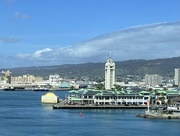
144,97 -> 149,100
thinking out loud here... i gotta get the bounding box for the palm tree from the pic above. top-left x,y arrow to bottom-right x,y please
70,85 -> 75,90
150,89 -> 158,105
167,99 -> 173,106
96,83 -> 105,90
114,84 -> 122,91
163,87 -> 168,91
160,92 -> 167,104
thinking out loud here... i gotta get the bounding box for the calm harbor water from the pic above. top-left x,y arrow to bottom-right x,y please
0,90 -> 179,136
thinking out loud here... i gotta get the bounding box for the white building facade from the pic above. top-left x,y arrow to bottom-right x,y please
145,74 -> 162,86
11,75 -> 43,84
105,57 -> 115,90
175,68 -> 180,86
68,90 -> 150,105
49,74 -> 60,82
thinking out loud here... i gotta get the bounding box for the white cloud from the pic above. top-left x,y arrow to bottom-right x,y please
15,21 -> 180,66
34,48 -> 52,57
0,36 -> 20,43
16,48 -> 53,61
13,12 -> 30,19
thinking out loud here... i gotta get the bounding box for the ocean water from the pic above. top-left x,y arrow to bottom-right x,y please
0,90 -> 179,136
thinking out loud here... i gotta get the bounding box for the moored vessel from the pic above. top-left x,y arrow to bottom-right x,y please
3,86 -> 15,91
136,105 -> 180,119
33,87 -> 49,91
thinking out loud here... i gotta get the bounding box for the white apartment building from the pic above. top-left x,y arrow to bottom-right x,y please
49,74 -> 60,82
145,74 -> 162,86
11,75 -> 42,84
105,57 -> 115,90
175,68 -> 180,86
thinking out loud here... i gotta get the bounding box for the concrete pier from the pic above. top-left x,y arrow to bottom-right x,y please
52,104 -> 147,109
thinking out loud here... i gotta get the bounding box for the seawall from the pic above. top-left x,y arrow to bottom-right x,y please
53,104 -> 147,109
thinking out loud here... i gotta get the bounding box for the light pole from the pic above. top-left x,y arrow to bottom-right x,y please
135,93 -> 136,105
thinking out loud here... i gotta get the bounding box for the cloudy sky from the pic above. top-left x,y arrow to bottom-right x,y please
0,0 -> 180,68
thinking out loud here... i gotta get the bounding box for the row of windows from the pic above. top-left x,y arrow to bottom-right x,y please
96,96 -> 147,99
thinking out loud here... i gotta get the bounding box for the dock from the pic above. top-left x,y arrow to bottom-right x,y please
52,104 -> 147,109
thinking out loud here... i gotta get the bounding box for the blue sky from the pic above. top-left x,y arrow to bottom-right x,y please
0,0 -> 180,68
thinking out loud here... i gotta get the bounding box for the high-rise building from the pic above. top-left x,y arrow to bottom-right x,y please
105,57 -> 115,90
144,74 -> 162,86
174,68 -> 180,86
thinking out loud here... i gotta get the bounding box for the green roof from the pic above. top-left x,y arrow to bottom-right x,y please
139,91 -> 150,94
69,90 -> 78,93
70,97 -> 82,101
58,83 -> 71,88
157,90 -> 166,94
166,90 -> 179,93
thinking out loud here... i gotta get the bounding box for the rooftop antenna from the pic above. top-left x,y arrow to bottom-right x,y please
107,51 -> 114,58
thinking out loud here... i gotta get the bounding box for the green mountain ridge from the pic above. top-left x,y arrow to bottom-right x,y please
1,56 -> 180,81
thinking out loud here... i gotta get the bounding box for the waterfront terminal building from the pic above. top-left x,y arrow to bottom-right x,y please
66,88 -> 180,106
67,89 -> 149,105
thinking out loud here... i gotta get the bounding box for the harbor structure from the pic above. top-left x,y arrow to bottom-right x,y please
53,88 -> 180,109
66,89 -> 150,105
105,57 -> 115,90
174,68 -> 180,86
41,92 -> 59,103
136,96 -> 180,119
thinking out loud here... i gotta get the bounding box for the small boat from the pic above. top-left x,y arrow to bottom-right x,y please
3,86 -> 15,91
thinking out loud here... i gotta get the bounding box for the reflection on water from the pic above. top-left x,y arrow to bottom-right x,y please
41,103 -> 54,111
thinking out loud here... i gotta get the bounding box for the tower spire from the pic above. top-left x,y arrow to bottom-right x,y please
107,51 -> 114,58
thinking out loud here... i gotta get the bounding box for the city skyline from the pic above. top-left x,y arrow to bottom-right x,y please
0,0 -> 180,68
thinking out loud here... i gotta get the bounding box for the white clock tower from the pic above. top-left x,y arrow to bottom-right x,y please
105,57 -> 115,90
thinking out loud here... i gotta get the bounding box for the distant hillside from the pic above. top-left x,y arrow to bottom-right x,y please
1,56 -> 180,81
